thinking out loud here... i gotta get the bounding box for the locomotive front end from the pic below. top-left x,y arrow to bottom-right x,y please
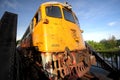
19,1 -> 96,80
34,2 -> 96,79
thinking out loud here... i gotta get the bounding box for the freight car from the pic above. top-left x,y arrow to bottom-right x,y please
18,1 -> 96,80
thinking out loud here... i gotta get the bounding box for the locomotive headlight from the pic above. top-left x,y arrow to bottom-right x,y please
63,2 -> 72,9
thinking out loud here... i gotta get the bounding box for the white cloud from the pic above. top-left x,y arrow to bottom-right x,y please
108,21 -> 117,26
74,0 -> 110,21
1,0 -> 19,9
82,30 -> 120,42
83,32 -> 107,42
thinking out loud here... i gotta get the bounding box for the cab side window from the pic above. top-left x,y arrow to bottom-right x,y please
34,11 -> 41,25
30,21 -> 33,32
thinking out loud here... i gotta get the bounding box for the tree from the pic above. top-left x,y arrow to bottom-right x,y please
16,40 -> 20,45
100,39 -> 110,49
87,35 -> 119,51
107,35 -> 117,49
116,40 -> 120,48
87,40 -> 104,50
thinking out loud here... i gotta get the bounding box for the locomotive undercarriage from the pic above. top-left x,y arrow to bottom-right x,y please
17,47 -> 95,80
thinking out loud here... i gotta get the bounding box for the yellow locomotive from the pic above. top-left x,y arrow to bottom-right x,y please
19,1 -> 95,80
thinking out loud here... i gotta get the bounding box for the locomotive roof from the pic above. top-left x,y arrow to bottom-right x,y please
41,1 -> 72,9
42,1 -> 64,5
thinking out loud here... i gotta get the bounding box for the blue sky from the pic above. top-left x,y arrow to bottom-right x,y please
0,0 -> 120,42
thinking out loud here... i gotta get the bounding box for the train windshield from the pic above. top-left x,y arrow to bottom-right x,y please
74,14 -> 80,26
63,8 -> 76,23
46,6 -> 62,18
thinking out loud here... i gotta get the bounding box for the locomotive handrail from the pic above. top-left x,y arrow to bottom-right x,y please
85,42 -> 118,72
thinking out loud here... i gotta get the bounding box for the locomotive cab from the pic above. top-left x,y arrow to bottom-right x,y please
32,2 -> 86,52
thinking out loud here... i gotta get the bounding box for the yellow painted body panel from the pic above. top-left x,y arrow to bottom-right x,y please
32,3 -> 86,52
